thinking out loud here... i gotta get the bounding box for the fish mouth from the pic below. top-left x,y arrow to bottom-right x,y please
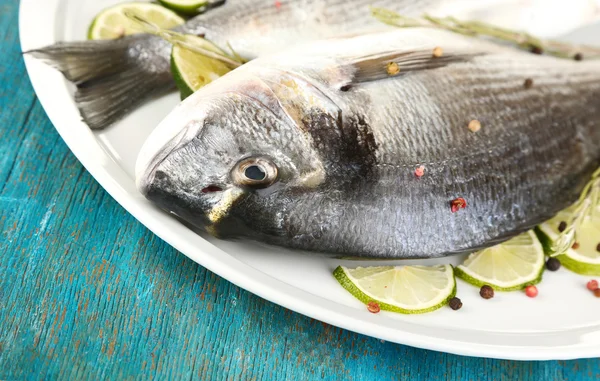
138,164 -> 209,229
139,157 -> 249,237
136,117 -> 211,229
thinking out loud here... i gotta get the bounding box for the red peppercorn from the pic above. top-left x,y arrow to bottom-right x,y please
572,242 -> 580,250
525,285 -> 538,298
587,280 -> 599,291
367,301 -> 380,313
594,289 -> 600,298
414,165 -> 425,178
450,197 -> 467,213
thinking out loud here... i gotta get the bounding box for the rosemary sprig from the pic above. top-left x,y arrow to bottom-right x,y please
124,11 -> 245,68
551,168 -> 600,254
371,7 -> 600,60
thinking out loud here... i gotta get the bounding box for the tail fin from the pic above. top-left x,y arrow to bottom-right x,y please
26,34 -> 175,129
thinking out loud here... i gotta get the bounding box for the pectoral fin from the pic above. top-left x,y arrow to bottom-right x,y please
343,48 -> 481,84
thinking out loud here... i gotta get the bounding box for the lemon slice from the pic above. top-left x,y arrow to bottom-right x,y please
455,231 -> 545,291
537,205 -> 600,275
171,36 -> 232,99
158,0 -> 208,15
88,2 -> 185,40
334,264 -> 456,314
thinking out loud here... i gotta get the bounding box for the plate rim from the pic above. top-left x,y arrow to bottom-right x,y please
19,0 -> 600,361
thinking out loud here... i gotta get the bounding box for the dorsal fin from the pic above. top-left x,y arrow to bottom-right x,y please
343,49 -> 481,84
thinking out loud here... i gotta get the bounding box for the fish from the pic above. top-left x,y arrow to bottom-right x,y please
26,0 -> 600,130
135,28 -> 600,259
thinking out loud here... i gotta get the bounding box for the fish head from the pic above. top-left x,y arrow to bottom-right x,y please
136,74 -> 326,237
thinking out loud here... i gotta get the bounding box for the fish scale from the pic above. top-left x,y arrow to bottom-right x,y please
137,28 -> 600,258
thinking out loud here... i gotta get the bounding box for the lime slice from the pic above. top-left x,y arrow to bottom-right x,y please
88,2 -> 185,40
333,264 -> 456,314
158,0 -> 208,15
455,231 -> 545,291
537,205 -> 600,275
171,36 -> 232,99
535,203 -> 579,256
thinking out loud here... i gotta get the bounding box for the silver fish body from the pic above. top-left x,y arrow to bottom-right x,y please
136,29 -> 600,258
179,0 -> 452,58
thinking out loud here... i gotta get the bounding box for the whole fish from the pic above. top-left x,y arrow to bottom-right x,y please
27,0 -> 600,130
135,28 -> 600,258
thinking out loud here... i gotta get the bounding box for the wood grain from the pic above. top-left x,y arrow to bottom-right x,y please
1,0 -> 599,379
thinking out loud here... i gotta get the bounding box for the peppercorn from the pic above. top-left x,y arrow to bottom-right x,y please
572,242 -> 580,250
414,165 -> 425,178
594,289 -> 600,298
524,78 -> 533,89
448,297 -> 462,310
450,197 -> 467,213
596,243 -> 600,253
468,119 -> 481,132
574,53 -> 584,61
530,46 -> 543,55
525,285 -> 538,298
480,285 -> 494,299
367,301 -> 380,313
387,62 -> 400,76
558,221 -> 567,232
432,46 -> 443,58
587,280 -> 599,291
545,257 -> 561,271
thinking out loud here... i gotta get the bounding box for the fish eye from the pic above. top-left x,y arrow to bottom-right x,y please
232,157 -> 278,188
245,165 -> 266,181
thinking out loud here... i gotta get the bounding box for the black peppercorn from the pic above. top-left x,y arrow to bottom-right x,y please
558,221 -> 567,232
449,297 -> 462,310
546,257 -> 561,271
574,53 -> 584,61
480,285 -> 494,299
524,78 -> 533,89
530,46 -> 543,55
596,243 -> 600,253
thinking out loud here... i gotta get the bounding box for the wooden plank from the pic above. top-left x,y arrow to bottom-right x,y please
1,0 -> 599,379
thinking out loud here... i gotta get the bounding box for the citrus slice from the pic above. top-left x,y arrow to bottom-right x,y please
333,264 -> 456,314
455,230 -> 545,291
171,36 -> 232,99
535,203 -> 580,256
88,2 -> 185,40
537,205 -> 600,275
158,0 -> 208,15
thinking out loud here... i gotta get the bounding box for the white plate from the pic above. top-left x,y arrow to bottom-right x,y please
20,0 -> 600,360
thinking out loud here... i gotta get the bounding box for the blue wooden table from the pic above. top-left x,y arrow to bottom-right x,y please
1,0 -> 599,379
